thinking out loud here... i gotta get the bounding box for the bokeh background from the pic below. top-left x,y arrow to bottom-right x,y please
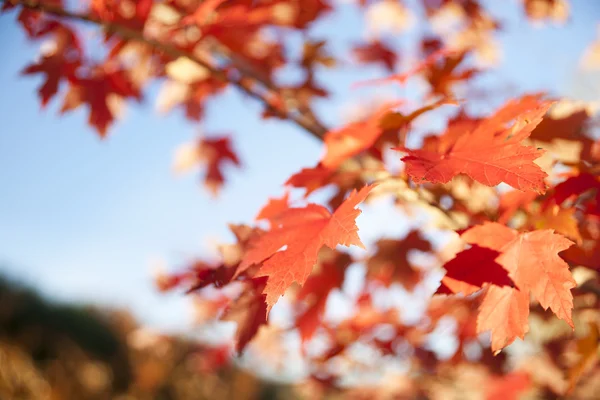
1,0 -> 600,397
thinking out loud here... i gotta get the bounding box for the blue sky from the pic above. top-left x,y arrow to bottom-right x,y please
0,0 -> 599,334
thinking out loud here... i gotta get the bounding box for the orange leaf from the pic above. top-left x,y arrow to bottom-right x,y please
478,285 -> 530,354
397,95 -> 553,193
321,102 -> 401,169
462,223 -> 575,327
486,371 -> 532,400
296,251 -> 350,342
238,184 -> 375,311
567,321 -> 600,393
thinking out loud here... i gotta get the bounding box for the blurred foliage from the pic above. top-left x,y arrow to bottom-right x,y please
0,273 -> 293,400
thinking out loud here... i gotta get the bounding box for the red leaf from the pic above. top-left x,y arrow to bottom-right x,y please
545,173 -> 600,209
397,95 -> 552,193
437,245 -> 512,296
296,251 -> 350,342
22,53 -> 78,107
222,277 -> 268,354
60,68 -> 141,136
200,136 -> 241,195
352,40 -> 398,72
462,223 -> 575,327
238,184 -> 374,311
486,371 -> 532,400
366,231 -> 432,290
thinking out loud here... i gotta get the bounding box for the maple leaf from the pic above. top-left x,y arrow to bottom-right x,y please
155,260 -> 235,294
296,251 -> 350,342
486,371 -> 532,400
567,321 -> 600,393
462,223 -> 575,326
397,95 -> 553,193
285,163 -> 370,209
174,136 -> 241,195
497,190 -> 537,224
23,53 -> 79,107
255,192 -> 290,223
423,51 -> 479,97
438,222 -> 575,351
60,67 -> 141,136
21,23 -> 81,107
199,137 -> 241,195
545,172 -> 600,212
322,99 -> 453,169
286,164 -> 335,196
437,245 -> 513,296
238,184 -> 375,310
366,230 -> 432,290
222,277 -> 268,354
352,40 -> 398,72
301,40 -> 336,69
530,203 -> 582,243
478,285 -> 530,354
355,47 -> 457,87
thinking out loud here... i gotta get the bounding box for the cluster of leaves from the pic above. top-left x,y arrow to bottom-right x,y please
5,0 -> 600,398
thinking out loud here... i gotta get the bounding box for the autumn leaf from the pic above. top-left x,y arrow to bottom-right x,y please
321,103 -> 400,169
21,23 -> 81,107
567,321 -> 600,393
486,371 -> 532,400
296,251 -> 350,342
255,192 -> 290,223
366,231 -> 432,290
437,245 -> 512,296
222,277 -> 268,354
60,67 -> 141,136
322,99 -> 453,169
478,285 -> 530,354
355,47 -> 456,87
238,184 -> 375,310
285,164 -> 336,197
462,223 -> 575,326
438,222 -> 575,351
285,163 -> 370,209
545,172 -> 600,210
173,136 -> 241,195
397,95 -> 553,193
530,203 -> 582,243
352,40 -> 398,72
497,190 -> 537,224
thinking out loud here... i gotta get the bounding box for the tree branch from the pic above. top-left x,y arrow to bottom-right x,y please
5,0 -> 328,139
6,0 -> 462,227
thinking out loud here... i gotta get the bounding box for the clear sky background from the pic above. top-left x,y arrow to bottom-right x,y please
1,0 -> 599,335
